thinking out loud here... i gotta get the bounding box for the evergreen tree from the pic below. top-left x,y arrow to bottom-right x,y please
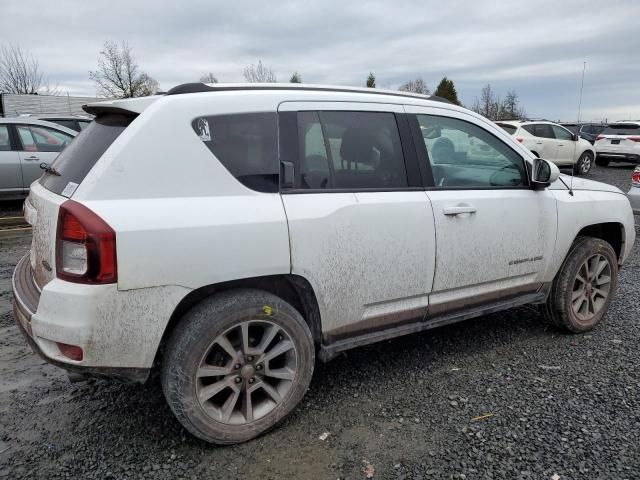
434,77 -> 460,105
366,72 -> 376,88
289,72 -> 302,83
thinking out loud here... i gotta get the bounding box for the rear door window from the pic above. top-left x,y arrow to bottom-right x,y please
17,125 -> 73,152
192,112 -> 278,193
295,111 -> 408,190
40,114 -> 133,195
523,124 -> 555,139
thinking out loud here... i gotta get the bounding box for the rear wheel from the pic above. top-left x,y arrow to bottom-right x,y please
595,158 -> 610,167
161,289 -> 315,444
543,237 -> 618,332
573,152 -> 594,175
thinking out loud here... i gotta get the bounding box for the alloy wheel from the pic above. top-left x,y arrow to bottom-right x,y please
571,254 -> 611,322
195,320 -> 298,425
580,154 -> 592,174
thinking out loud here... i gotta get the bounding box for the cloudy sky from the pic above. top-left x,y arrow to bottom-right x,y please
2,0 -> 639,121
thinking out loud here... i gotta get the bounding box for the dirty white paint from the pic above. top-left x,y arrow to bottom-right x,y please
282,191 -> 436,333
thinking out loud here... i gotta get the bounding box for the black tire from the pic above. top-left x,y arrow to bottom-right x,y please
595,158 -> 610,167
161,289 -> 315,444
543,237 -> 618,333
573,151 -> 594,175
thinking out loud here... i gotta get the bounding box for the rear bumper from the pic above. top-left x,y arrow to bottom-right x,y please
627,187 -> 640,215
12,254 -> 149,383
597,152 -> 640,163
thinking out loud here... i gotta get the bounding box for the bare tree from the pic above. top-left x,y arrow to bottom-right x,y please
498,90 -> 526,120
0,44 -> 57,94
199,72 -> 218,83
472,84 -> 500,120
89,41 -> 159,98
398,78 -> 429,95
243,60 -> 277,83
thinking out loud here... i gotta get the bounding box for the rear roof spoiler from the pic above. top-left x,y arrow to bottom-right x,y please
83,96 -> 160,116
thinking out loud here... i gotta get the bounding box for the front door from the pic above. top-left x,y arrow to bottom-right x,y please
278,102 -> 436,341
552,124 -> 577,165
405,106 -> 557,314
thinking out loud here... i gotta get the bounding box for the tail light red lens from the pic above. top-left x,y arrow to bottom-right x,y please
632,168 -> 640,185
516,137 -> 524,143
596,135 -> 605,140
628,136 -> 640,142
56,200 -> 117,284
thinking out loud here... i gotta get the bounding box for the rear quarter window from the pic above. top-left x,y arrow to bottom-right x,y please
40,114 -> 133,195
192,112 -> 278,193
496,123 -> 517,135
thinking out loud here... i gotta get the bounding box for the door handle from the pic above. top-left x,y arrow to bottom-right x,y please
443,204 -> 477,216
535,142 -> 543,145
557,144 -> 564,147
25,155 -> 39,161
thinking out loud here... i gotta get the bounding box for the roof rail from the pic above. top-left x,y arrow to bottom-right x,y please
165,82 -> 453,104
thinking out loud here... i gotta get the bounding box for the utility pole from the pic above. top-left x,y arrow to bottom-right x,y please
577,61 -> 586,122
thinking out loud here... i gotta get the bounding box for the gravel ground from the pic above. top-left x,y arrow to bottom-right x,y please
1,165 -> 639,480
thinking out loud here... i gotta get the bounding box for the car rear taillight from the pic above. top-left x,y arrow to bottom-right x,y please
632,168 -> 640,185
516,137 -> 524,143
596,135 -> 606,140
627,136 -> 640,142
56,200 -> 117,284
56,342 -> 84,361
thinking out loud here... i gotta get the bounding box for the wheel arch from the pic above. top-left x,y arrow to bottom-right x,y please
576,221 -> 625,262
155,274 -> 323,364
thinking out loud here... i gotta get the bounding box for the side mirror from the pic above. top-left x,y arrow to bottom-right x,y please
531,158 -> 560,189
572,133 -> 580,141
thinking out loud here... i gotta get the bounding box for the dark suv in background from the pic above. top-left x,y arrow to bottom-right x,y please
561,123 -> 607,144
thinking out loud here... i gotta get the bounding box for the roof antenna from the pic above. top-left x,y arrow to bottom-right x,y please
568,61 -> 586,196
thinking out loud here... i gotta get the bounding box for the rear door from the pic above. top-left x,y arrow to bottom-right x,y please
0,124 -> 22,196
279,102 -> 436,341
523,123 -> 557,160
405,106 -> 557,314
15,124 -> 74,188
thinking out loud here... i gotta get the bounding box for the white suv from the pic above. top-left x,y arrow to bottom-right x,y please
496,120 -> 596,175
13,83 -> 635,444
594,121 -> 640,166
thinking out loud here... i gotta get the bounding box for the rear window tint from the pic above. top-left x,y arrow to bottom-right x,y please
192,112 -> 278,193
496,123 -> 517,135
602,124 -> 640,135
40,114 -> 132,195
45,119 -> 79,131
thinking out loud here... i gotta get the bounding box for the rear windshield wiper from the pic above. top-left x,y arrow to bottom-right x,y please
39,162 -> 61,176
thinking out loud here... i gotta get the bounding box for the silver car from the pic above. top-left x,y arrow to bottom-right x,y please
0,117 -> 76,200
628,166 -> 640,214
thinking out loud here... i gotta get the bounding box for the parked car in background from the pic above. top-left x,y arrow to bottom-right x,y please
0,118 -> 76,200
13,83 -> 635,445
594,122 -> 640,166
628,166 -> 640,214
19,114 -> 92,132
561,123 -> 607,144
496,120 -> 596,175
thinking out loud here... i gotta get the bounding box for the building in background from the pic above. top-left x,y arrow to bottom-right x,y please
0,93 -> 112,117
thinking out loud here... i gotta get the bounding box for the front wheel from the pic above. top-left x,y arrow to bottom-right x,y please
573,152 -> 594,175
543,237 -> 618,333
161,289 -> 315,444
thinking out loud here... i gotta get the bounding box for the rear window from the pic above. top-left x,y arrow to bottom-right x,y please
45,119 -> 79,131
602,124 -> 640,135
40,114 -> 133,195
192,112 -> 278,193
496,123 -> 517,135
